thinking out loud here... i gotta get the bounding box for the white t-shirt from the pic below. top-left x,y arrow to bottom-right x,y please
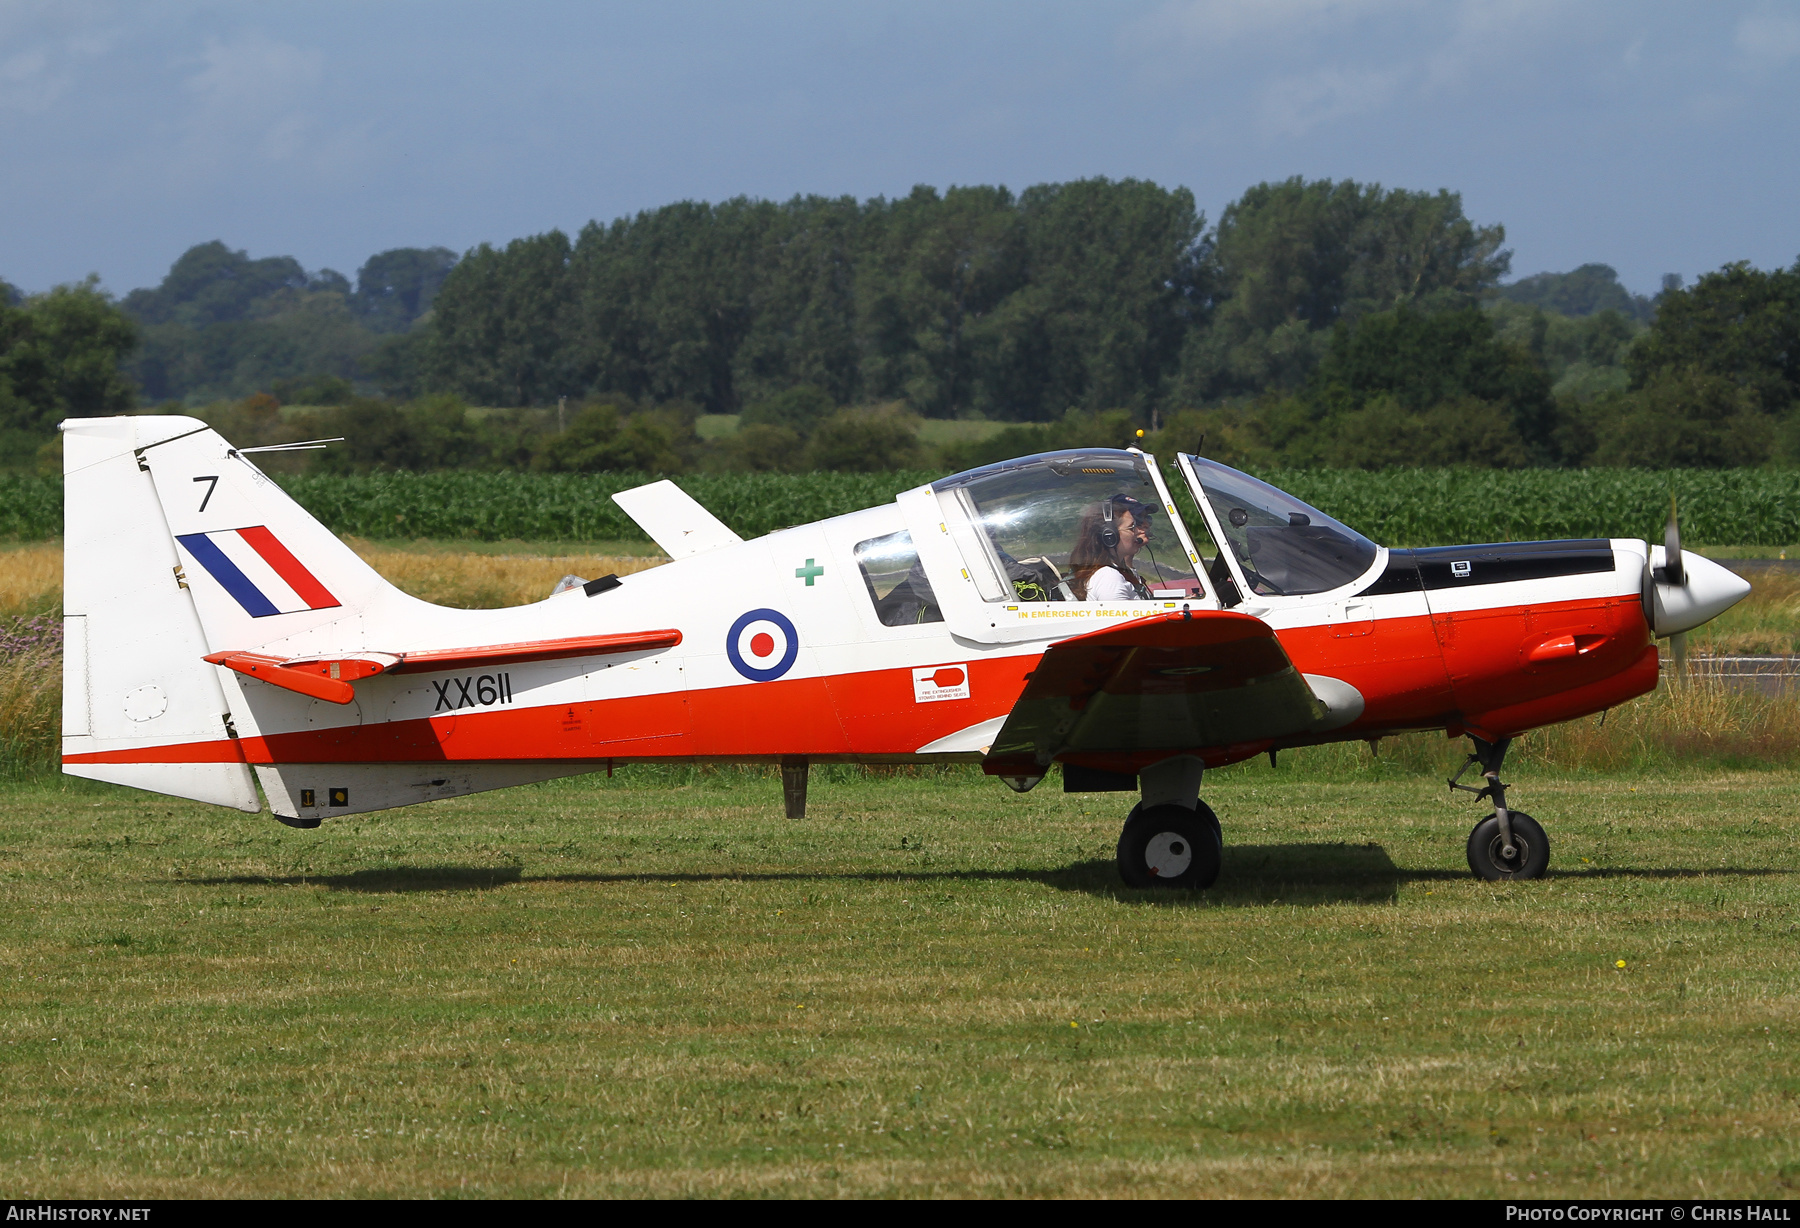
1085,566 -> 1143,602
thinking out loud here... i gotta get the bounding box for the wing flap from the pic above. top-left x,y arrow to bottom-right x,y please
983,610 -> 1325,774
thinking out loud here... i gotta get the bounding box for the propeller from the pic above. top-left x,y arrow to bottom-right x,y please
1648,496 -> 1752,653
1665,494 -> 1687,682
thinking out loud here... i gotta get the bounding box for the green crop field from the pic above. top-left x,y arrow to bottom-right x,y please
11,468 -> 1800,546
4,752 -> 1799,1198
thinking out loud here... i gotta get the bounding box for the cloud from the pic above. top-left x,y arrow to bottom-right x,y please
1258,65 -> 1401,136
1128,0 -> 1419,50
185,32 -> 322,111
170,32 -> 361,177
0,47 -> 57,112
1121,0 -> 1565,113
0,1 -> 125,114
1736,6 -> 1800,70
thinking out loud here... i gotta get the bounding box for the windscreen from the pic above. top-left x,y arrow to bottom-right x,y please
1183,456 -> 1378,596
933,449 -> 1204,602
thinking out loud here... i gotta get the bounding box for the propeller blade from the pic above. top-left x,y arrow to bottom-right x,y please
1665,494 -> 1685,587
1671,629 -> 1688,683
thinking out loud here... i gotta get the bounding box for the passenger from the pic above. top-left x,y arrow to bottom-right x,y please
1070,497 -> 1153,601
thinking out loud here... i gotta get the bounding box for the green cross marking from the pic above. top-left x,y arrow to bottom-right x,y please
796,558 -> 824,586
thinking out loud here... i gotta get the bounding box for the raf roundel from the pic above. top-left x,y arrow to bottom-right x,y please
726,608 -> 799,682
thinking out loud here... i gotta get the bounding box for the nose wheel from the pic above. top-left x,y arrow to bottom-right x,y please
1452,736 -> 1550,881
1467,809 -> 1549,880
1117,800 -> 1222,890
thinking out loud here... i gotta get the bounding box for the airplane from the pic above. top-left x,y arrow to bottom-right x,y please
59,414 -> 1750,887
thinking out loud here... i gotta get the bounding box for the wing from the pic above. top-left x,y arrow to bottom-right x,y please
983,610 -> 1331,776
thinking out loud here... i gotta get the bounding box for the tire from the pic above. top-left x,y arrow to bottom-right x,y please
1117,801 -> 1222,890
1466,810 -> 1550,881
1123,800 -> 1222,844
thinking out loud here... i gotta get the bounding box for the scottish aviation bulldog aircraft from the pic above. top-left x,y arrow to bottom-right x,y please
61,415 -> 1749,886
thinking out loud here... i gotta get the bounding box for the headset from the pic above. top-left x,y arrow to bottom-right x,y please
1100,499 -> 1120,550
1100,496 -> 1154,551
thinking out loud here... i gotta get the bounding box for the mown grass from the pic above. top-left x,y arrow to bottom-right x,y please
2,758 -> 1798,1198
7,543 -> 1800,1195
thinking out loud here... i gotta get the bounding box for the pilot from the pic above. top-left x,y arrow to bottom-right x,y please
1070,496 -> 1154,601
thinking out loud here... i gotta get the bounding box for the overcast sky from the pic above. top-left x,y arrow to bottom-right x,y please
3,0 -> 1796,299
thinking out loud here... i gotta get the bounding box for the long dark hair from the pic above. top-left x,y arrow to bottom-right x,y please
1069,500 -> 1147,600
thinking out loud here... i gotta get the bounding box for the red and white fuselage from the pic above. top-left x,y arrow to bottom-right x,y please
59,418 -> 1747,823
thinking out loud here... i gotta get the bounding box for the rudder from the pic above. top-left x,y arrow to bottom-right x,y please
60,417 -> 259,809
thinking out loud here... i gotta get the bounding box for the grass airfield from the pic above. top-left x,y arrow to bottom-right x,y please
3,754 -> 1799,1198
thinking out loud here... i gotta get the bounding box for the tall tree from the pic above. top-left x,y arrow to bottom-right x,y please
855,184 -> 1026,418
1266,303 -> 1554,467
566,199 -> 777,413
1181,178 -> 1510,400
730,196 -> 863,408
1630,259 -> 1800,417
1497,264 -> 1653,322
989,178 -> 1206,419
120,241 -> 378,401
427,231 -> 573,406
0,278 -> 138,435
353,247 -> 459,333
121,241 -> 310,326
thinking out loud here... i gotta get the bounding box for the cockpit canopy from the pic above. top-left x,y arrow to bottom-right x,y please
857,447 -> 1381,630
1181,455 -> 1378,597
932,449 -> 1203,603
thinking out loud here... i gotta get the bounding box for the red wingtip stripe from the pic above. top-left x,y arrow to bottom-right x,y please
236,525 -> 339,611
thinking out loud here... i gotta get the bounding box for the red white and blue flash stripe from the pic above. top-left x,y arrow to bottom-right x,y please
176,526 -> 340,618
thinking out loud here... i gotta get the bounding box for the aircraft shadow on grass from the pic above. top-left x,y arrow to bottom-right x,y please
188,847 -> 1794,904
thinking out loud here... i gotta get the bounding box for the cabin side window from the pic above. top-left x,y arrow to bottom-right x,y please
854,531 -> 944,627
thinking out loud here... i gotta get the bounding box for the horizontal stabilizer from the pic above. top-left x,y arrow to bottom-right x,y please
205,652 -> 359,704
207,630 -> 684,704
983,610 -> 1325,775
612,480 -> 744,559
382,629 -> 682,672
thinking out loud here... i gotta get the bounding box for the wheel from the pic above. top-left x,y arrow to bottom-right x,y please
1466,810 -> 1550,881
1123,800 -> 1222,844
1117,801 -> 1222,890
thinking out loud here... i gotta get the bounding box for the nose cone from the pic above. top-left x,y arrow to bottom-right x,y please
1650,547 -> 1752,637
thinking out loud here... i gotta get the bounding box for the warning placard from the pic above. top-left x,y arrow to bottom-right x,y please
912,664 -> 971,703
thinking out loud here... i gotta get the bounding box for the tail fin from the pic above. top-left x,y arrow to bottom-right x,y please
131,418 -> 394,652
61,416 -> 400,810
61,417 -> 258,808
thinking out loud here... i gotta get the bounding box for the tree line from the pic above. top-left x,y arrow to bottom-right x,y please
423,177 -> 1512,419
2,176 -> 1797,473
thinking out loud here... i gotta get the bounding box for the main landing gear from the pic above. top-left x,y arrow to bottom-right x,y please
1451,737 -> 1550,881
1115,755 -> 1222,890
